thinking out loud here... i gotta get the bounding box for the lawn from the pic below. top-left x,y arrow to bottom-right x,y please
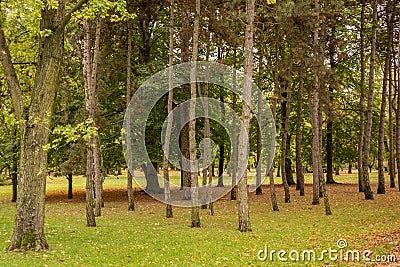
0,171 -> 399,266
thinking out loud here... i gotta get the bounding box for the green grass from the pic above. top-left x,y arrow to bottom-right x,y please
0,171 -> 399,266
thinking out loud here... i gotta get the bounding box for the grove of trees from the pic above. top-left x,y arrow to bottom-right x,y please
0,0 -> 399,251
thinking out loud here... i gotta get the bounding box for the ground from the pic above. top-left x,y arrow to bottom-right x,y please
0,171 -> 399,266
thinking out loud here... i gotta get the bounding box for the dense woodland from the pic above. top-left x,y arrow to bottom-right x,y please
0,0 -> 400,251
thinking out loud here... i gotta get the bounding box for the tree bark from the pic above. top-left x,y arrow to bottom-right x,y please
295,70 -> 305,196
238,0 -> 255,232
180,0 -> 191,200
281,87 -> 292,203
358,0 -> 366,192
388,40 -> 395,188
217,96 -> 225,187
231,48 -> 238,201
67,173 -> 73,199
377,16 -> 392,194
189,0 -> 201,228
361,0 -> 377,200
256,51 -> 263,195
126,8 -> 135,211
396,26 -> 400,192
163,0 -> 175,218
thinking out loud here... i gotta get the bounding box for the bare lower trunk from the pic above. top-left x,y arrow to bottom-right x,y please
388,50 -> 395,188
361,0 -> 377,200
281,89 -> 291,203
358,0 -> 366,192
238,0 -> 255,232
231,49 -> 238,201
396,26 -> 400,192
295,71 -> 305,196
256,51 -> 263,195
190,0 -> 200,228
67,173 -> 73,199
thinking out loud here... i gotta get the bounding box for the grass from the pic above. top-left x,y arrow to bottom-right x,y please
0,171 -> 399,266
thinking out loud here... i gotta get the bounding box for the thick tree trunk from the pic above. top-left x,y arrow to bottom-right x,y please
143,162 -> 161,193
295,71 -> 305,196
231,49 -> 238,201
189,0 -> 201,228
238,0 -> 255,232
358,0 -> 366,192
67,173 -> 73,199
361,0 -> 377,200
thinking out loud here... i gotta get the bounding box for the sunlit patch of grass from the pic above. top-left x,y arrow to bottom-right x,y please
0,171 -> 399,266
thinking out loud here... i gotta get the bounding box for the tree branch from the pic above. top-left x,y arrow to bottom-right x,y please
57,0 -> 89,34
0,28 -> 24,120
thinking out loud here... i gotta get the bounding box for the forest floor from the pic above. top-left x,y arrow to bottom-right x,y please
0,171 -> 400,266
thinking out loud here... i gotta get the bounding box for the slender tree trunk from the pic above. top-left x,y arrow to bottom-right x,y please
189,0 -> 200,228
396,30 -> 400,192
126,12 -> 135,211
358,0 -> 366,192
361,0 -> 377,200
180,0 -> 191,200
217,97 -> 225,188
281,87 -> 291,203
389,43 -> 395,188
377,19 -> 392,194
231,48 -> 238,201
348,164 -> 352,174
295,70 -> 305,196
256,51 -> 263,195
238,0 -> 255,232
202,30 -> 211,209
164,0 -> 175,218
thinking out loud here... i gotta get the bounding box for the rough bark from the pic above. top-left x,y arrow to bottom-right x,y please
256,52 -> 263,195
163,0 -> 174,218
238,0 -> 255,232
361,0 -> 377,200
281,88 -> 291,203
126,11 -> 135,211
67,173 -> 73,199
358,0 -> 366,192
377,20 -> 391,194
180,0 -> 191,200
231,48 -> 238,201
189,0 -> 201,228
295,71 -> 305,196
396,25 -> 400,192
388,42 -> 395,188
217,96 -> 225,188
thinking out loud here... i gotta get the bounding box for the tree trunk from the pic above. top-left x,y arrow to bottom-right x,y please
163,0 -> 175,218
67,173 -> 73,199
281,88 -> 291,203
388,37 -> 395,188
1,0 -> 89,250
126,8 -> 135,211
361,0 -> 377,200
217,144 -> 225,187
231,48 -> 238,201
83,17 -> 103,216
189,0 -> 201,228
11,131 -> 18,202
143,162 -> 161,193
238,0 -> 255,232
180,0 -> 191,200
396,23 -> 400,192
326,27 -> 337,184
377,23 -> 391,194
256,51 -> 263,195
202,30 -> 211,209
358,0 -> 366,192
295,70 -> 305,196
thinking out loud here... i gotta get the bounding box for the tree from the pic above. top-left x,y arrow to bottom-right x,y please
295,70 -> 305,196
189,0 -> 201,228
238,0 -> 255,232
0,0 -> 89,251
163,0 -> 175,218
361,0 -> 377,200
